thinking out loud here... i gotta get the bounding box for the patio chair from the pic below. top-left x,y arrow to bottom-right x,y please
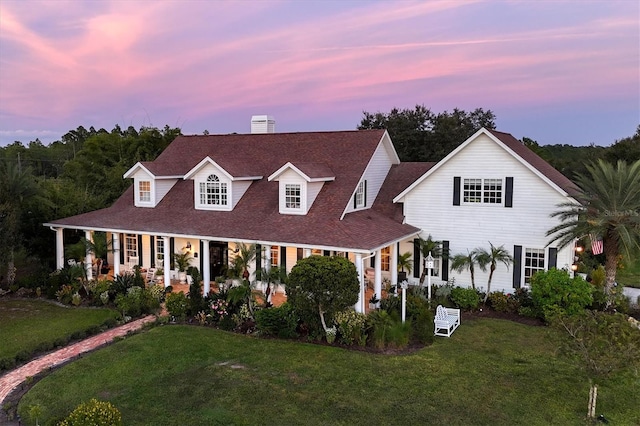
145,267 -> 157,286
126,256 -> 139,273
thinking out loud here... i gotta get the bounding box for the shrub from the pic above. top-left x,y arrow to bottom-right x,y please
255,303 -> 299,338
450,287 -> 480,310
531,268 -> 593,321
487,291 -> 520,313
590,265 -> 608,310
188,267 -> 204,316
166,291 -> 188,320
386,320 -> 411,349
366,310 -> 410,349
110,273 -> 136,299
56,285 -> 75,305
406,295 -> 434,345
333,309 -> 367,345
59,398 -> 123,426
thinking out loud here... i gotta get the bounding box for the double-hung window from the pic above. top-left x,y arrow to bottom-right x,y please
463,178 -> 502,204
355,180 -> 366,208
156,238 -> 165,265
285,184 -> 301,209
381,246 -> 390,271
200,174 -> 227,206
139,181 -> 151,202
125,234 -> 138,262
270,246 -> 279,268
524,248 -> 545,285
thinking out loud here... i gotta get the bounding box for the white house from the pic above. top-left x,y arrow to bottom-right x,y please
45,123 -> 578,310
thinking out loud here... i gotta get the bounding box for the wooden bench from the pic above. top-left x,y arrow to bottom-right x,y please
434,305 -> 460,337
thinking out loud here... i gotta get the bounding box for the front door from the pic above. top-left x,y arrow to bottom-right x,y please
209,242 -> 228,279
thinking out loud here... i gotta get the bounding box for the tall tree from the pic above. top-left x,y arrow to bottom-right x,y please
0,162 -> 39,288
547,159 -> 640,298
358,105 -> 495,162
475,242 -> 513,302
604,125 -> 640,164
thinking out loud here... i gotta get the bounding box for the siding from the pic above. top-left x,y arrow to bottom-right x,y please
400,133 -> 575,292
155,179 -> 178,205
345,139 -> 394,214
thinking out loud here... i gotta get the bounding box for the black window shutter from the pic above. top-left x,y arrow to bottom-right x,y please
370,256 -> 375,268
513,245 -> 522,289
353,193 -> 357,208
413,238 -> 420,278
170,238 -> 175,269
280,246 -> 286,269
256,244 -> 262,280
137,235 -> 143,266
505,177 -> 514,208
150,236 -> 155,268
453,177 -> 461,206
323,250 -> 330,256
119,233 -> 124,265
200,240 -> 204,272
548,247 -> 557,269
364,180 -> 367,207
441,241 -> 449,281
297,248 -> 303,260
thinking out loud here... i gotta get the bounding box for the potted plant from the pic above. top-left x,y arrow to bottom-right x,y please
397,251 -> 413,283
369,293 -> 380,310
155,268 -> 164,284
173,252 -> 194,284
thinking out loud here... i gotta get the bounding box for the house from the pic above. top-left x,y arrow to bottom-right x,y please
45,120 -> 578,311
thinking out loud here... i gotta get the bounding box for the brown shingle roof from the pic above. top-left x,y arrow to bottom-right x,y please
373,162 -> 436,221
487,129 -> 580,197
50,130 -> 419,251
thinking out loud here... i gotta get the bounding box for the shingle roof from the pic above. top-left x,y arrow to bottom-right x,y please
487,129 -> 580,197
373,162 -> 436,221
50,130 -> 419,251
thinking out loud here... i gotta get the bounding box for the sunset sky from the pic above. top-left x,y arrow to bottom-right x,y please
0,0 -> 638,147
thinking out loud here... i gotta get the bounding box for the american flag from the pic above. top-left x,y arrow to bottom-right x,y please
590,234 -> 603,255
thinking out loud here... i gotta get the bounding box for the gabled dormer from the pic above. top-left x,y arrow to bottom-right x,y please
184,157 -> 262,211
268,162 -> 335,215
123,162 -> 181,208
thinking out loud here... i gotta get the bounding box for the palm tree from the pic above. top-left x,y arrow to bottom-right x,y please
450,249 -> 485,290
547,159 -> 640,298
475,242 -> 513,302
0,162 -> 38,288
230,242 -> 257,281
414,235 -> 444,286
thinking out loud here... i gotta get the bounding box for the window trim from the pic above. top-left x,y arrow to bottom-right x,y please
354,180 -> 366,209
462,178 -> 503,205
381,246 -> 390,272
270,246 -> 279,268
195,173 -> 231,211
523,247 -> 545,286
125,234 -> 138,263
139,180 -> 151,202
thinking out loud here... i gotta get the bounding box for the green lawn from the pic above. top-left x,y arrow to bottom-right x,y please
618,257 -> 640,288
0,299 -> 119,369
18,319 -> 639,425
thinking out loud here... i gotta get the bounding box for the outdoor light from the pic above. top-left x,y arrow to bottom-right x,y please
185,242 -> 192,251
571,264 -> 578,271
575,246 -> 584,253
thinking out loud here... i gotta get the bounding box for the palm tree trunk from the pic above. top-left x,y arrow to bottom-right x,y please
603,240 -> 618,302
419,259 -> 427,285
470,267 -> 475,290
484,266 -> 495,303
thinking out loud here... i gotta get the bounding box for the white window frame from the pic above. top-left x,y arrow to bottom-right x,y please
199,174 -> 228,206
285,183 -> 301,209
463,178 -> 503,205
139,180 -> 151,202
125,234 -> 138,263
355,180 -> 366,208
381,246 -> 390,272
524,248 -> 545,286
270,246 -> 279,268
156,238 -> 165,265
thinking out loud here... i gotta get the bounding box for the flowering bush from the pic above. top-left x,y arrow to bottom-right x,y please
56,285 -> 75,304
487,291 -> 519,313
210,299 -> 229,321
58,398 -> 123,426
325,326 -> 337,344
333,309 -> 367,346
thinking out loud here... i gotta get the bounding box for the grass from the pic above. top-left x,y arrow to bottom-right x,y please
0,299 -> 119,368
18,318 -> 639,425
618,257 -> 640,288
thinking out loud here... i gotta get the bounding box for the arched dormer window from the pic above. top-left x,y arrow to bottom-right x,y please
199,174 -> 228,206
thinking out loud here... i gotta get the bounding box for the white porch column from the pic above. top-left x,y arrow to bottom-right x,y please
113,233 -> 120,276
390,244 -> 398,286
304,248 -> 311,258
354,253 -> 364,313
85,230 -> 93,280
55,228 -> 64,270
374,249 -> 382,307
202,240 -> 210,295
263,246 -> 271,301
163,236 -> 171,288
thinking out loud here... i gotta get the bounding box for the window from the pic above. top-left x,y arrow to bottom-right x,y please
139,181 -> 151,202
270,246 -> 279,267
381,246 -> 390,271
524,248 -> 545,285
125,234 -> 138,262
199,174 -> 227,206
311,249 -> 322,256
463,178 -> 502,204
285,184 -> 301,209
355,180 -> 366,208
156,238 -> 164,265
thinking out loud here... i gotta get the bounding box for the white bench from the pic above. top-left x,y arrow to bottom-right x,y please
434,305 -> 460,337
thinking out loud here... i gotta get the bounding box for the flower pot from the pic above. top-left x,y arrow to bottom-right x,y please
179,272 -> 187,284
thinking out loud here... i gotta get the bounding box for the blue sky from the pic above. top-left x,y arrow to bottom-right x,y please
0,0 -> 638,147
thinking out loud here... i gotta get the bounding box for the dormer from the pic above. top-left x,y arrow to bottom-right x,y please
123,162 -> 180,208
268,162 -> 335,215
184,157 -> 262,211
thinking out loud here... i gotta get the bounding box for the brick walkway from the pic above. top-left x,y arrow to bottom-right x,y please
0,315 -> 156,406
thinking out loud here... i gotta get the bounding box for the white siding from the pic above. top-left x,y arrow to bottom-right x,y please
155,179 -> 177,205
345,140 -> 394,213
401,133 -> 575,293
278,169 -> 307,215
191,164 -> 233,211
232,181 -> 252,208
307,182 -> 323,209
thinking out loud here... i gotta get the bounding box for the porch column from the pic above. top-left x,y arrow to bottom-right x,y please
85,231 -> 93,280
390,244 -> 398,286
202,240 -> 210,295
374,249 -> 382,307
55,228 -> 64,270
304,248 -> 311,258
163,236 -> 171,288
354,253 -> 364,313
113,233 -> 120,276
263,246 -> 271,302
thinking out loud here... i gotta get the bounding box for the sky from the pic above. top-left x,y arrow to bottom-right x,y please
0,0 -> 638,148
